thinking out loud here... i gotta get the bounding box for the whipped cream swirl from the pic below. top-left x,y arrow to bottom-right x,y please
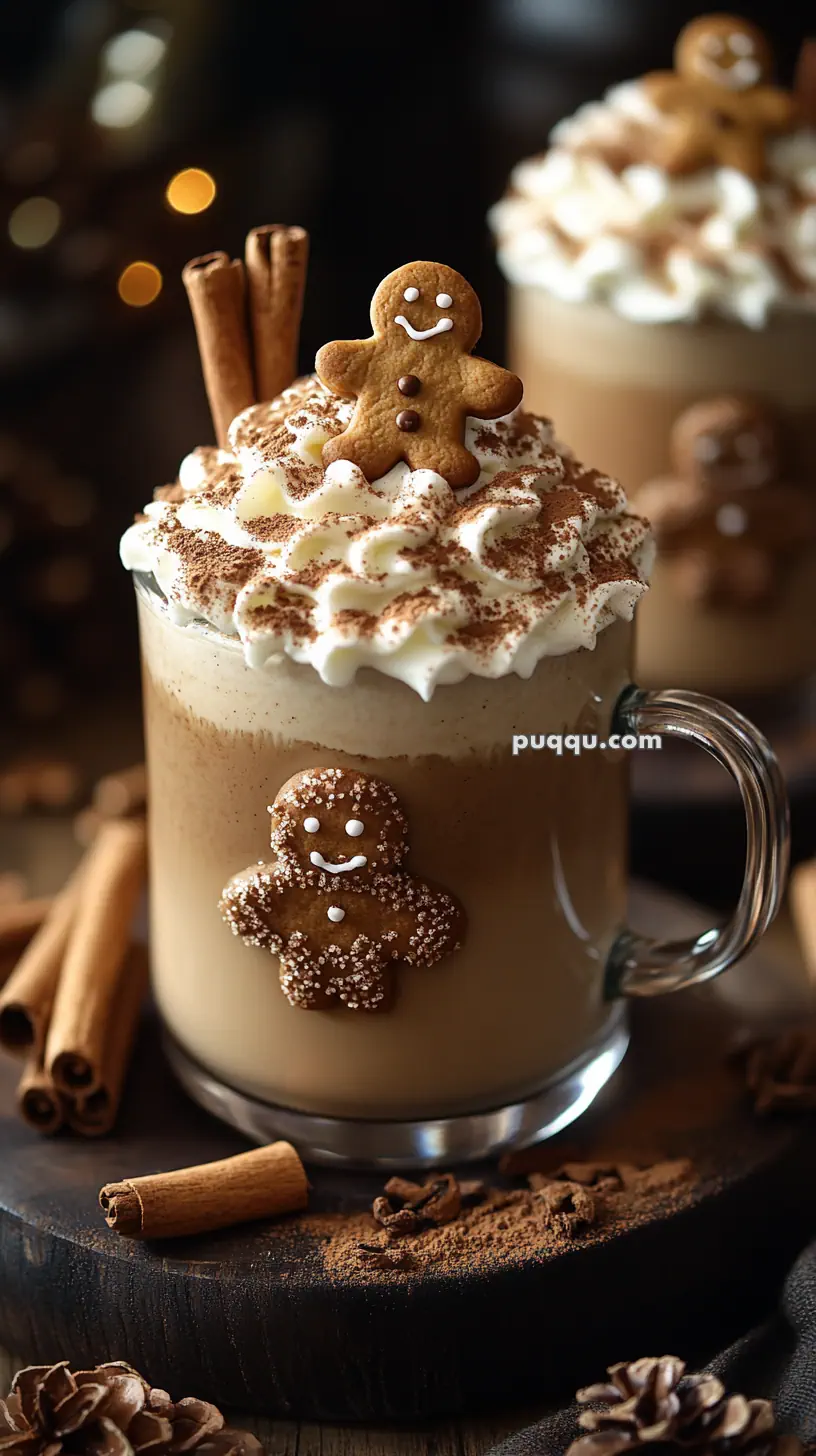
121,377 -> 651,700
489,81 -> 816,327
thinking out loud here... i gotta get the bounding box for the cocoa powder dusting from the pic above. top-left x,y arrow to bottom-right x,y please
263,1153 -> 698,1284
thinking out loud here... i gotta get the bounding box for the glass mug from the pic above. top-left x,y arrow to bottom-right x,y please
136,575 -> 789,1167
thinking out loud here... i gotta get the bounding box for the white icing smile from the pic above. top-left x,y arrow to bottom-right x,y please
394,314 -> 453,341
696,55 -> 761,90
310,851 -> 367,873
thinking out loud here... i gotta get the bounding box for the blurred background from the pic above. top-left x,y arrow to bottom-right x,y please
0,0 -> 810,891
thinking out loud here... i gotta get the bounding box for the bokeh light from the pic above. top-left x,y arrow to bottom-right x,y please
117,261 -> 163,307
91,80 -> 152,129
165,168 -> 217,215
103,29 -> 167,78
8,197 -> 61,249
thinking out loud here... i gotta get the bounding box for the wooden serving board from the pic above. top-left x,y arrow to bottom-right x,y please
0,892 -> 814,1424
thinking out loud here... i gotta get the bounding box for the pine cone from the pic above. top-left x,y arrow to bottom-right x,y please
0,1360 -> 262,1456
566,1357 -> 805,1456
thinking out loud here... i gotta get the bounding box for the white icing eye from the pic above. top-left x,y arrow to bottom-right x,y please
327,905 -> 345,923
436,292 -> 453,308
403,286 -> 419,302
716,503 -> 749,537
730,32 -> 753,55
695,435 -> 721,462
303,816 -> 320,833
345,818 -> 364,837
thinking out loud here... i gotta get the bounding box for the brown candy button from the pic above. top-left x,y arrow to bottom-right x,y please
398,374 -> 421,396
396,409 -> 421,432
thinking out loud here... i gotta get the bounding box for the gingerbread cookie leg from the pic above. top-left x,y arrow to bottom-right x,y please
407,436 -> 480,490
322,427 -> 401,483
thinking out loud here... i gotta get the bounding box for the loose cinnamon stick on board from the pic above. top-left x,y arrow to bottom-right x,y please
66,945 -> 148,1137
46,818 -> 147,1095
790,857 -> 816,984
92,763 -> 147,820
0,897 -> 53,953
99,1141 -> 309,1239
182,252 -> 255,448
18,1058 -> 64,1136
0,874 -> 83,1056
245,225 -> 308,402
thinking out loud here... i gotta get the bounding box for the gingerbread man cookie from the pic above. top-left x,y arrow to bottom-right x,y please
636,396 -> 816,609
315,262 -> 523,490
220,767 -> 466,1012
643,15 -> 796,178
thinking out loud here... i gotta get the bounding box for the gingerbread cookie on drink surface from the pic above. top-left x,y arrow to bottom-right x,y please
642,15 -> 796,178
316,262 -> 523,490
220,767 -> 465,1012
636,395 -> 816,609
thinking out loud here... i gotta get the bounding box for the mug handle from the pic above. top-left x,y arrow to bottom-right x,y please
605,684 -> 790,998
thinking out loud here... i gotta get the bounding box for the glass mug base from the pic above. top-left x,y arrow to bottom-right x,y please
162,1009 -> 630,1169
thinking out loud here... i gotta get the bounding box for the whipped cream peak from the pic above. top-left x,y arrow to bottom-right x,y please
490,78 -> 816,326
121,376 -> 651,699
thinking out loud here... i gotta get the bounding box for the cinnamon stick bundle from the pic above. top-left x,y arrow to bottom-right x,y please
0,896 -> 53,953
65,945 -> 148,1137
0,875 -> 83,1056
46,818 -> 147,1095
182,252 -> 255,447
99,1141 -> 308,1239
245,225 -> 308,402
18,1058 -> 64,1136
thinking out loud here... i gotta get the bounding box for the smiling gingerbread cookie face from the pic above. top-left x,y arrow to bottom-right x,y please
316,259 -> 522,489
677,15 -> 772,93
371,262 -> 483,354
270,767 -> 409,882
672,396 -> 779,495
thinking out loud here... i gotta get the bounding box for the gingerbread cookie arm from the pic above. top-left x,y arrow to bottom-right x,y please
460,355 -> 523,421
636,477 -> 707,542
220,866 -> 285,951
753,86 -> 798,132
315,338 -> 375,399
642,71 -> 687,113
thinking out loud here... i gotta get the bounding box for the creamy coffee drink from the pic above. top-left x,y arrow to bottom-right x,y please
490,17 -> 816,694
122,374 -> 651,1120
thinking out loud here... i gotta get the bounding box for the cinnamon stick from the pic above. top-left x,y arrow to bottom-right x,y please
182,252 -> 255,447
795,39 -> 816,127
18,1058 -> 64,1136
46,818 -> 147,1095
92,763 -> 147,819
245,225 -> 308,402
0,875 -> 83,1056
65,945 -> 148,1137
99,1141 -> 308,1239
0,896 -> 53,952
790,856 -> 816,984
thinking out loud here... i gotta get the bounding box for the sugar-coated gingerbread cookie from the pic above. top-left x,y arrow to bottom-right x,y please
220,767 -> 466,1012
315,261 -> 523,489
636,395 -> 816,608
643,14 -> 796,178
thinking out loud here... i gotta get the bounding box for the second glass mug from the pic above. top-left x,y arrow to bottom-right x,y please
137,577 -> 789,1167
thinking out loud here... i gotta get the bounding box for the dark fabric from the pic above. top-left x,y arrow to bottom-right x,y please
489,1241 -> 816,1455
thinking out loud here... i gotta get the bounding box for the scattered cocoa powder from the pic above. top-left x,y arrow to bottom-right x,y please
277,1155 -> 699,1283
